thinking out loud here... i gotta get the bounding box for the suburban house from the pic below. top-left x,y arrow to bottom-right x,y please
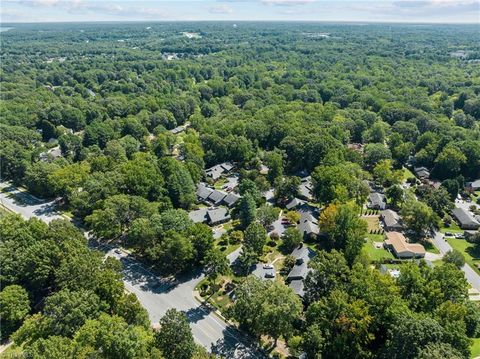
466,179 -> 480,192
297,210 -> 319,239
207,207 -> 231,226
189,208 -> 209,223
207,189 -> 227,205
414,166 -> 430,179
39,146 -> 62,162
380,209 -> 403,231
196,183 -> 214,203
286,197 -> 306,210
384,231 -> 425,259
452,208 -> 480,230
170,126 -> 185,135
223,192 -> 240,208
299,176 -> 313,201
287,245 -> 316,297
188,207 -> 231,226
205,162 -> 234,181
368,192 -> 386,210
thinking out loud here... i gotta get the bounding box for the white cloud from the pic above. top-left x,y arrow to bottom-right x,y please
208,4 -> 234,13
260,0 -> 314,6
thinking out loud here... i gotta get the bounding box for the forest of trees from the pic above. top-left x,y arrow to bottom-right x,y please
1,21 -> 480,358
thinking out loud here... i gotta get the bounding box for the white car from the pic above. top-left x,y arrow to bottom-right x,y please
263,264 -> 274,270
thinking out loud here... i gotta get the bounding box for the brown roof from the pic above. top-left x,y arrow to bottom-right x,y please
385,231 -> 425,256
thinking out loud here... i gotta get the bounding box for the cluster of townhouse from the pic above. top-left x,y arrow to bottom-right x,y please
188,162 -> 241,226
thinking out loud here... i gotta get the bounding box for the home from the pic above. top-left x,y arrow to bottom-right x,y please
414,166 -> 430,179
188,207 -> 231,226
196,183 -> 214,203
286,197 -> 306,210
452,208 -> 480,230
297,211 -> 319,239
207,189 -> 227,206
299,176 -> 313,201
287,245 -> 316,297
205,162 -> 234,181
368,192 -> 386,210
170,126 -> 185,135
207,207 -> 231,226
466,179 -> 480,192
188,208 -> 209,223
39,146 -> 62,162
223,192 -> 240,208
381,209 -> 403,231
384,231 -> 425,259
464,230 -> 479,241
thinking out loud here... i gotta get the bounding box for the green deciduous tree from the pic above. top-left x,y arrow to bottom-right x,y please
156,309 -> 196,359
0,285 -> 30,340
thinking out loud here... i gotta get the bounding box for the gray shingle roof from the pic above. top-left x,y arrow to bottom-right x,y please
381,209 -> 402,229
452,208 -> 480,228
288,279 -> 306,297
223,192 -> 240,207
188,208 -> 208,223
298,220 -> 319,236
207,207 -> 231,224
196,183 -> 213,200
286,197 -> 306,210
208,190 -> 227,204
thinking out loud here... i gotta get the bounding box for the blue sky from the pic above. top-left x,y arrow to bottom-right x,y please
1,0 -> 479,23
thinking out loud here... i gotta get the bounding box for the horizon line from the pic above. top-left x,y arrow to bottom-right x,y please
1,19 -> 478,25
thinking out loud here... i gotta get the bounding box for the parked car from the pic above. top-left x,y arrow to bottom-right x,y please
265,271 -> 275,278
454,233 -> 464,239
445,232 -> 454,237
263,264 -> 274,270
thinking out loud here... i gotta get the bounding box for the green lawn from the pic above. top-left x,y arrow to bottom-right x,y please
402,167 -> 415,181
362,237 -> 394,262
471,338 -> 480,358
440,222 -> 464,234
447,238 -> 480,275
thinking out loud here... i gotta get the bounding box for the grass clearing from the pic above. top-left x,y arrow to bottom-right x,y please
362,237 -> 394,261
447,238 -> 480,275
471,338 -> 480,358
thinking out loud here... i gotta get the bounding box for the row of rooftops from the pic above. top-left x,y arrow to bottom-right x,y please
205,162 -> 234,181
188,207 -> 231,226
287,245 -> 316,297
196,183 -> 240,207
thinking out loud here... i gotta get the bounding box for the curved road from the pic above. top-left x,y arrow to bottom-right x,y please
0,182 -> 263,358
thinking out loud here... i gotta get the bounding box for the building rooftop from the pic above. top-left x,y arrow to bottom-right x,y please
385,231 -> 425,256
207,207 -> 231,224
452,208 -> 480,228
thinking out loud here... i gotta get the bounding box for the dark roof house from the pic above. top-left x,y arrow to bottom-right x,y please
414,166 -> 430,179
196,183 -> 214,202
207,190 -> 227,205
287,245 -> 316,297
207,207 -> 231,225
223,192 -> 240,207
381,209 -> 403,231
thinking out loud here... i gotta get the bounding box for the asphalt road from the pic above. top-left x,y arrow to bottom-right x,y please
0,182 -> 264,358
431,231 -> 480,291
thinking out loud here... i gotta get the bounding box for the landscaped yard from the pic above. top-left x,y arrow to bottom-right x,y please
439,222 -> 464,234
447,237 -> 480,275
362,215 -> 381,232
362,236 -> 394,261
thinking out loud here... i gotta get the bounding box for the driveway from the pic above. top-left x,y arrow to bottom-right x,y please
0,182 -> 264,358
431,231 -> 480,291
